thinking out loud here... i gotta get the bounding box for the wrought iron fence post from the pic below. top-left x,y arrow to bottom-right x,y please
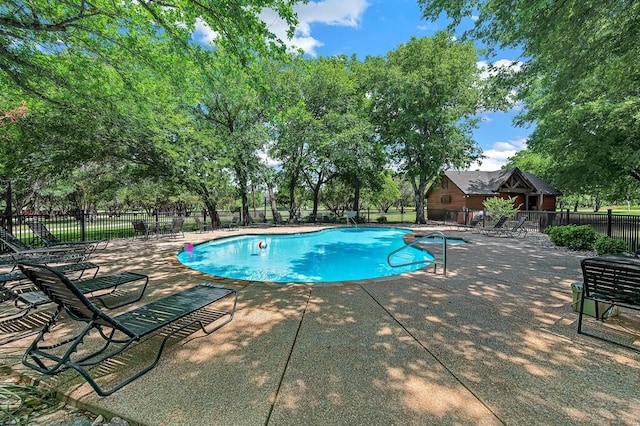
5,179 -> 12,234
607,209 -> 612,237
81,210 -> 87,241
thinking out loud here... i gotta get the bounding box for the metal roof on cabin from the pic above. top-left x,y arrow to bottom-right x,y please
444,168 -> 560,195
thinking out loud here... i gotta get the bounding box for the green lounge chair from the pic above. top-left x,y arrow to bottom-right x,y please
28,220 -> 109,250
18,262 -> 237,396
4,265 -> 147,320
0,226 -> 90,256
479,216 -> 508,236
483,216 -> 528,238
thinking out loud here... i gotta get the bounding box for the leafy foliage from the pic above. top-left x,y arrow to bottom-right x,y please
271,55 -> 382,219
0,0 -> 298,102
593,236 -> 628,256
0,367 -> 58,425
546,225 -> 599,251
418,0 -> 640,193
482,196 -> 521,221
364,33 -> 485,223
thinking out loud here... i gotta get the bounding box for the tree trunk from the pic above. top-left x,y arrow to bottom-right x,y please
352,176 -> 361,212
309,172 -> 324,218
311,186 -> 320,217
288,173 -> 298,222
411,176 -> 427,224
241,191 -> 251,225
204,201 -> 220,229
267,185 -> 278,219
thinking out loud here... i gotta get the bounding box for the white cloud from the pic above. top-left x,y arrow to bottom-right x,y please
467,137 -> 528,171
261,0 -> 370,56
477,59 -> 523,80
192,17 -> 219,44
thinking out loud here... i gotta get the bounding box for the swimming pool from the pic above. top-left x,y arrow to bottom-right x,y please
177,227 -> 436,283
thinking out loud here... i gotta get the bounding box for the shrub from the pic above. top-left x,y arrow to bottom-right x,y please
482,196 -> 521,221
546,225 -> 598,251
593,236 -> 627,256
545,226 -> 568,245
376,216 -> 387,223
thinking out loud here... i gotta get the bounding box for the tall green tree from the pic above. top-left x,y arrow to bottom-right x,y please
190,54 -> 271,226
365,33 -> 483,224
0,1 -> 300,215
272,56 -> 380,219
419,0 -> 640,189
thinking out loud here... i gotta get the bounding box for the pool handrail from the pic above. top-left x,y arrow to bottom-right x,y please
387,230 -> 447,275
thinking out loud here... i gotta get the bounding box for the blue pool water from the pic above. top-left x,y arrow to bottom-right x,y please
177,227 -> 436,283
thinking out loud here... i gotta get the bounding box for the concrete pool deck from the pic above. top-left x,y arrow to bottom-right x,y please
2,225 -> 640,425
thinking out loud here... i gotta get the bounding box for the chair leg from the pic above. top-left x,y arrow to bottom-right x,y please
577,294 -> 586,334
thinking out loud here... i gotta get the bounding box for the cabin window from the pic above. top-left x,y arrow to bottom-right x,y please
440,195 -> 451,204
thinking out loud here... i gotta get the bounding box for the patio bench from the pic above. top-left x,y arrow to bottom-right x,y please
577,255 -> 640,352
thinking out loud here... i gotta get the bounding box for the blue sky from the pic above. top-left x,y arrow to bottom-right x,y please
256,0 -> 531,171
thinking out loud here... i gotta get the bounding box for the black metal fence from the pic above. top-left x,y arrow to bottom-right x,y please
433,208 -> 640,252
4,208 -> 640,253
1,209 -> 368,250
3,211 -> 236,248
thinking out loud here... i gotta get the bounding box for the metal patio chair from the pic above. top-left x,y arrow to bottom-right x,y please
131,219 -> 157,239
162,217 -> 184,238
194,217 -> 210,232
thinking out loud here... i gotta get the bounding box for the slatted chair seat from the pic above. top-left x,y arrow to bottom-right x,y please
16,270 -> 147,310
3,267 -> 147,325
110,284 -> 233,336
18,263 -> 237,396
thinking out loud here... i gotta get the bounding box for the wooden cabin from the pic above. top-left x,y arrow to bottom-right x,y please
426,168 -> 560,221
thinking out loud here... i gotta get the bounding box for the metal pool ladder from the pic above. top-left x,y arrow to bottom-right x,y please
387,230 -> 447,275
